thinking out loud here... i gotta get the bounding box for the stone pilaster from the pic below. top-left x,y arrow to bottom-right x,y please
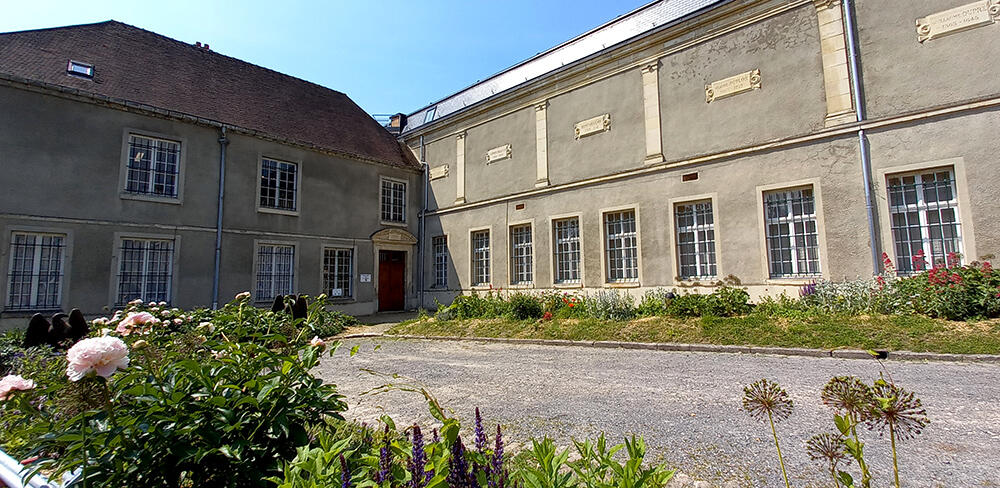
815,0 -> 856,127
534,101 -> 550,187
641,62 -> 664,164
455,132 -> 466,204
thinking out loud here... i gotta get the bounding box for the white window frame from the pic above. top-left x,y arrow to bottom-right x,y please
322,246 -> 354,299
380,176 -> 408,225
470,228 -> 491,288
432,235 -> 448,288
115,237 -> 176,305
674,200 -> 717,280
509,223 -> 534,286
762,187 -> 822,278
885,167 -> 964,274
552,217 -> 582,285
601,207 -> 641,286
5,231 -> 67,311
253,241 -> 297,303
118,129 -> 186,204
257,157 -> 300,215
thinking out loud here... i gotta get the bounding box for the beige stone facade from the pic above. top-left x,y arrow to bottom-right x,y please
403,0 -> 1000,305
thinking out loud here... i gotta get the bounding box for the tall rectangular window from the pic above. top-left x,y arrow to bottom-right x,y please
471,230 -> 490,286
6,232 -> 65,311
433,236 -> 448,288
260,158 -> 298,211
126,134 -> 180,198
509,225 -> 533,285
675,201 -> 717,279
553,218 -> 581,284
255,244 -> 295,301
604,210 -> 638,283
381,178 -> 407,223
764,188 -> 820,278
887,168 -> 962,273
323,248 -> 353,298
117,238 -> 174,305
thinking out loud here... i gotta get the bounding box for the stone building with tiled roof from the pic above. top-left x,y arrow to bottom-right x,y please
0,21 -> 422,325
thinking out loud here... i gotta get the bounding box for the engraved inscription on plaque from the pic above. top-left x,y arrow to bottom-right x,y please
485,144 -> 512,164
429,164 -> 449,180
574,114 -> 611,139
706,69 -> 762,103
916,1 -> 999,42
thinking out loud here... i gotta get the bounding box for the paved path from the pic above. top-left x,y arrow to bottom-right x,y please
315,338 -> 1000,487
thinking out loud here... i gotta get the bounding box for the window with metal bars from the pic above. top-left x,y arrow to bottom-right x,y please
471,230 -> 490,286
553,218 -> 581,284
6,232 -> 65,311
604,210 -> 638,283
380,179 -> 407,223
255,244 -> 294,302
433,236 -> 448,288
323,248 -> 353,298
126,134 -> 180,198
259,158 -> 298,211
509,225 -> 533,285
764,188 -> 821,278
887,168 -> 962,274
116,238 -> 173,305
675,201 -> 717,279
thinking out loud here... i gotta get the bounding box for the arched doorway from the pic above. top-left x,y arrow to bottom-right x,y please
370,228 -> 417,312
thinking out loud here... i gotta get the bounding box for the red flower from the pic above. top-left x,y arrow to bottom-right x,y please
950,273 -> 962,284
568,302 -> 575,308
946,252 -> 960,268
912,249 -> 927,271
882,252 -> 894,269
983,261 -> 993,274
542,311 -> 553,321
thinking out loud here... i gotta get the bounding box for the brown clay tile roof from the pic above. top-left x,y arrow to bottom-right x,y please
0,20 -> 419,169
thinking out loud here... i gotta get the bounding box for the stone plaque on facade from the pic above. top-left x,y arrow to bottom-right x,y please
916,1 -> 999,42
429,164 -> 449,180
485,144 -> 512,163
705,69 -> 762,103
574,113 -> 611,139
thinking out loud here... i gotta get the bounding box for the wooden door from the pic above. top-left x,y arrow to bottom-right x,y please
378,250 -> 405,311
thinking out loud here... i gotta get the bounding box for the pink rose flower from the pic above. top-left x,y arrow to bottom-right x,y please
116,312 -> 160,335
66,336 -> 130,381
0,374 -> 36,401
235,291 -> 251,301
173,318 -> 183,325
309,336 -> 326,349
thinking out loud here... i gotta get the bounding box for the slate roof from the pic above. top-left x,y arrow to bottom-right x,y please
402,0 -> 725,134
0,20 -> 419,169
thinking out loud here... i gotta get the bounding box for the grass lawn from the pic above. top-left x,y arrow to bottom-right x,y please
387,314 -> 1000,355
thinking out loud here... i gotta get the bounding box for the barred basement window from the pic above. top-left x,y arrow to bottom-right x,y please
255,244 -> 294,301
117,238 -> 173,305
509,224 -> 533,285
323,248 -> 353,298
433,236 -> 448,288
380,178 -> 406,223
887,168 -> 962,274
6,232 -> 65,311
675,201 -> 717,279
471,230 -> 490,286
553,218 -> 581,284
604,210 -> 638,283
259,158 -> 298,211
764,188 -> 820,278
126,134 -> 180,198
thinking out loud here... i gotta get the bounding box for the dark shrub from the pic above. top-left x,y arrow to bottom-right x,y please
508,293 -> 543,320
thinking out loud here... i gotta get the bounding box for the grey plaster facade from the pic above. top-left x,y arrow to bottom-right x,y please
404,0 -> 1000,306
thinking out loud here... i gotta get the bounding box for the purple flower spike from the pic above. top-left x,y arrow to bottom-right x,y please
447,436 -> 476,488
339,453 -> 352,488
489,424 -> 506,488
377,426 -> 392,484
408,425 -> 427,488
474,407 -> 487,453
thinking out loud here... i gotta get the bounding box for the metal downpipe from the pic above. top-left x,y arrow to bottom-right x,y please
417,135 -> 427,309
843,0 -> 880,274
211,126 -> 229,309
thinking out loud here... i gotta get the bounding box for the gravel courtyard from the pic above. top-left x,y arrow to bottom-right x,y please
315,338 -> 1000,487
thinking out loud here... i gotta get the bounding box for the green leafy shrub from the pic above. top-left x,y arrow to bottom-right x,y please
0,329 -> 25,375
508,293 -> 543,320
703,285 -> 751,317
637,289 -> 673,317
665,293 -> 707,318
450,290 -> 512,319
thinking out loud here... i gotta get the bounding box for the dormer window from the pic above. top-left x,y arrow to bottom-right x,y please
423,106 -> 436,123
67,60 -> 94,78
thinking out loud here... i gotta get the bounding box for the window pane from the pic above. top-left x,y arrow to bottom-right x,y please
260,159 -> 297,211
256,244 -> 295,301
675,202 -> 716,279
471,230 -> 490,286
116,238 -> 173,305
604,210 -> 638,283
323,248 -> 353,298
381,179 -> 407,223
554,218 -> 580,283
7,233 -> 65,311
126,135 -> 180,197
510,225 -> 533,285
433,236 -> 448,287
763,189 -> 820,278
886,168 -> 962,274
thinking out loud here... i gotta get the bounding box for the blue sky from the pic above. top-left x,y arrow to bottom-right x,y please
1,0 -> 650,118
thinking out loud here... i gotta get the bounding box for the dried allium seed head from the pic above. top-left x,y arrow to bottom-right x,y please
867,382 -> 930,440
806,433 -> 846,464
742,378 -> 793,422
821,376 -> 875,420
